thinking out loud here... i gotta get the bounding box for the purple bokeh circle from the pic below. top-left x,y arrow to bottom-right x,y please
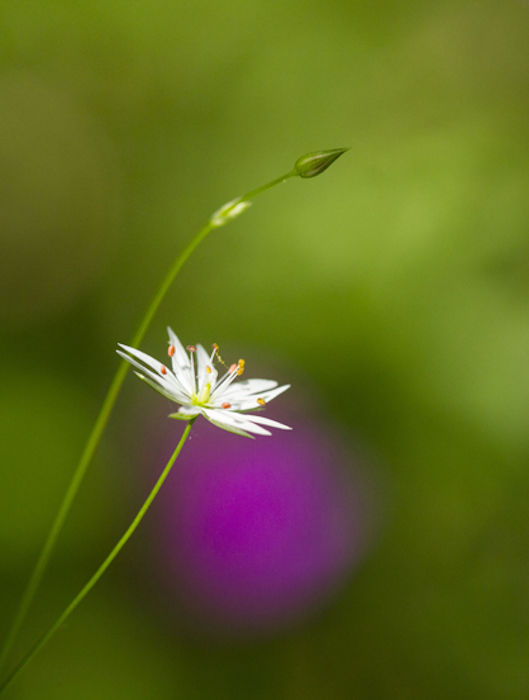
149,406 -> 370,634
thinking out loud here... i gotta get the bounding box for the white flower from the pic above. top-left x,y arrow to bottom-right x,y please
117,328 -> 292,438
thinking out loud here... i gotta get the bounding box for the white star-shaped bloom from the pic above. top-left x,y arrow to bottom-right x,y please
117,328 -> 292,437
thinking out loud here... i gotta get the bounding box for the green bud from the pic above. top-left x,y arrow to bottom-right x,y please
294,148 -> 348,178
210,197 -> 252,228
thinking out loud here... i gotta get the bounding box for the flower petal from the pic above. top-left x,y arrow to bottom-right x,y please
219,378 -> 278,399
118,343 -> 165,374
117,349 -> 187,402
240,414 -> 292,431
167,327 -> 194,394
133,372 -> 181,402
226,384 -> 291,410
168,406 -> 202,420
200,409 -> 253,438
196,343 -> 218,393
202,408 -> 272,437
166,327 -> 189,367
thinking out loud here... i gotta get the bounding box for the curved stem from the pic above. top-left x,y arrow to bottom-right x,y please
0,421 -> 194,694
0,168 -> 295,678
0,221 -> 211,678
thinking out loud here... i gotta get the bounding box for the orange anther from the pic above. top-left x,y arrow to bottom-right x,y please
206,365 -> 212,374
257,398 -> 266,406
212,342 -> 219,351
186,345 -> 196,352
168,345 -> 175,357
160,365 -> 167,375
222,402 -> 231,409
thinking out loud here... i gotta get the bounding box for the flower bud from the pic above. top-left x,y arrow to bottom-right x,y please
210,197 -> 252,228
294,148 -> 348,178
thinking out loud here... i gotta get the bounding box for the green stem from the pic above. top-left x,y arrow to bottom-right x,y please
0,221 -> 211,679
0,421 -> 194,695
240,171 -> 295,201
0,168 -> 295,678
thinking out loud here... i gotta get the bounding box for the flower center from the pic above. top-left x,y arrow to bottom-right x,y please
192,382 -> 211,406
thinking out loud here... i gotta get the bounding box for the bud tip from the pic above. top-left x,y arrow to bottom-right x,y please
294,148 -> 349,178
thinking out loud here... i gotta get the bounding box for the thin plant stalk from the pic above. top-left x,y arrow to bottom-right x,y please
0,168 -> 296,677
0,421 -> 194,695
0,146 -> 348,680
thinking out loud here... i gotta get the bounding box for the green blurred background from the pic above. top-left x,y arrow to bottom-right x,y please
1,0 -> 529,697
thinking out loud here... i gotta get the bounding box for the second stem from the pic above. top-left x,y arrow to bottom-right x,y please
0,420 -> 194,694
